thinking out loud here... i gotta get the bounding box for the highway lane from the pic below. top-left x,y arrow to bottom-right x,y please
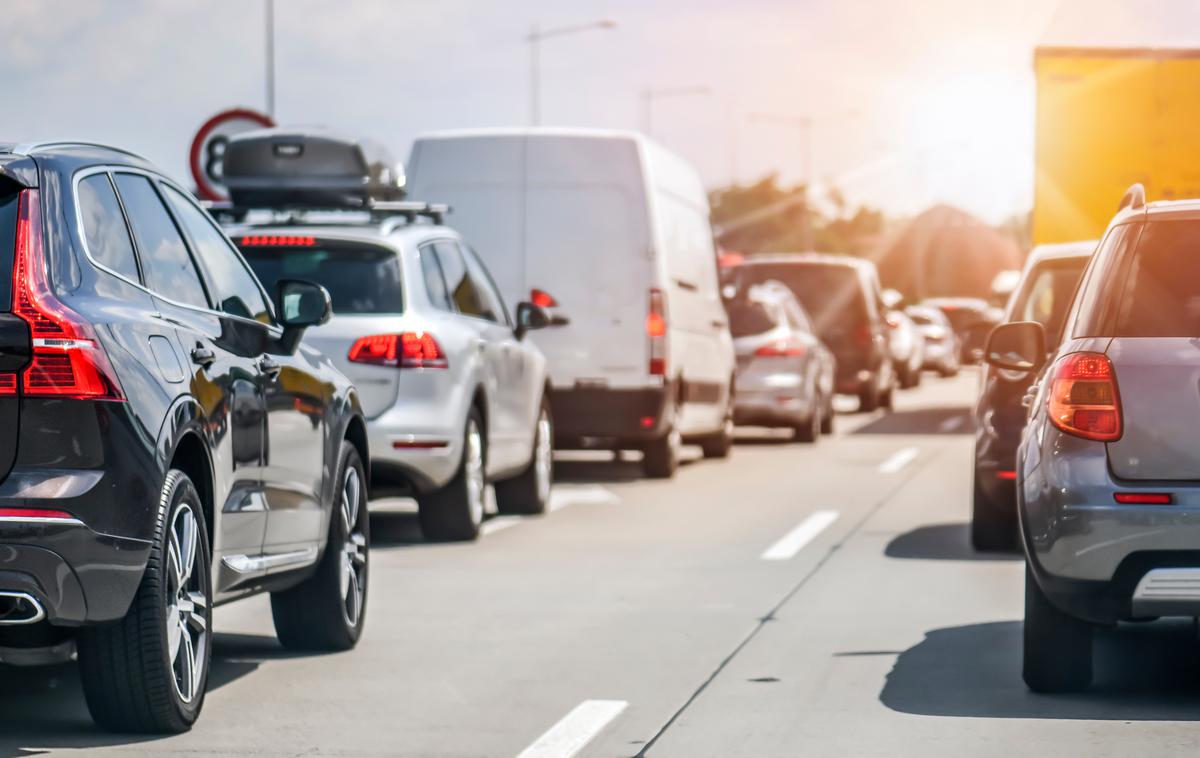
2,370 -> 1195,757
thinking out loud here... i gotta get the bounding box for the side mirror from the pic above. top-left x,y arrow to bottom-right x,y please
278,279 -> 332,328
514,301 -> 552,339
985,321 -> 1046,372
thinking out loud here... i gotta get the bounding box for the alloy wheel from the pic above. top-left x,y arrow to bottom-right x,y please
534,409 -> 553,504
165,503 -> 209,705
465,419 -> 485,527
339,465 -> 368,628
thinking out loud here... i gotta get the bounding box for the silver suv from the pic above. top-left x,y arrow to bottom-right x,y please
235,219 -> 553,542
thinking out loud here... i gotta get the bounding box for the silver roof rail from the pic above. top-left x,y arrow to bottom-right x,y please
9,141 -> 148,160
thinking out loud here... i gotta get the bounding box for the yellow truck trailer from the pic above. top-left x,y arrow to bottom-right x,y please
1034,46 -> 1200,245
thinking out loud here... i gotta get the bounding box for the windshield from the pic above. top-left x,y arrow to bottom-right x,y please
239,239 -> 403,315
726,300 -> 778,337
738,263 -> 866,342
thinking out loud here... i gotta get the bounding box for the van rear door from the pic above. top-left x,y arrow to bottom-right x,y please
1104,219 -> 1200,480
524,136 -> 651,387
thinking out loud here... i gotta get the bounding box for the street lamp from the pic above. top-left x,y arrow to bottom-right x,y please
527,19 -> 617,126
642,86 -> 711,137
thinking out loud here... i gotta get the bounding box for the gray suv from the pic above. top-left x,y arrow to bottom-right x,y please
989,184 -> 1200,692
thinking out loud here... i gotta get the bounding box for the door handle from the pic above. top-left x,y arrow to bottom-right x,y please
258,356 -> 282,379
190,347 -> 216,368
711,319 -> 725,329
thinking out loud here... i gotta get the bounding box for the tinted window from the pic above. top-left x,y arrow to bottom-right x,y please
0,189 -> 21,311
114,174 -> 209,308
738,263 -> 868,344
463,246 -> 508,324
419,244 -> 453,310
1012,259 -> 1088,343
78,173 -> 140,282
727,300 -> 777,337
240,240 -> 403,315
1113,220 -> 1200,337
433,242 -> 489,319
163,185 -> 271,324
1071,224 -> 1138,338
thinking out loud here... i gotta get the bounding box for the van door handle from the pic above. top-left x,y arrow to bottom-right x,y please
258,356 -> 282,379
190,347 -> 216,367
674,278 -> 698,292
711,319 -> 725,329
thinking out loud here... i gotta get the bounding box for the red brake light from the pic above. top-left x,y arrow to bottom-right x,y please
530,288 -> 558,308
647,289 -> 667,376
1114,492 -> 1172,505
855,325 -> 873,346
239,235 -> 316,247
9,190 -> 123,400
886,315 -> 900,329
0,507 -> 75,520
1046,352 -> 1121,442
348,332 -> 447,369
754,339 -> 806,358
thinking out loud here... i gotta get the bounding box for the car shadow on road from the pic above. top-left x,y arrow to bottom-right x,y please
881,619 -> 1200,720
369,511 -> 426,547
0,632 -> 272,755
885,523 -> 1021,561
852,406 -> 973,435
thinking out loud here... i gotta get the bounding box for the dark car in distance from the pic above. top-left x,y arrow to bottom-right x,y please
922,296 -> 1004,363
0,142 -> 369,733
734,254 -> 895,412
971,241 -> 1093,550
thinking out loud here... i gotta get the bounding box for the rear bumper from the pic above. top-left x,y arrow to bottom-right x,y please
0,517 -> 150,627
550,386 -> 672,447
733,384 -> 810,427
1020,426 -> 1200,624
365,394 -> 467,494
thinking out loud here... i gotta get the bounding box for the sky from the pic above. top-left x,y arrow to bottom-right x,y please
0,0 -> 1174,223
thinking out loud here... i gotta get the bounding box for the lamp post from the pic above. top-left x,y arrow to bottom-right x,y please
641,85 -> 711,137
527,20 -> 617,126
265,0 -> 275,118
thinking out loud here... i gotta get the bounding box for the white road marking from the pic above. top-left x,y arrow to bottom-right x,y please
549,485 -> 620,512
938,416 -> 965,432
516,700 -> 628,758
878,447 -> 919,473
761,510 -> 839,561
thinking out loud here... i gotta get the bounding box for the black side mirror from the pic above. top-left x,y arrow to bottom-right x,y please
276,279 -> 332,352
514,301 -> 551,340
985,321 -> 1046,372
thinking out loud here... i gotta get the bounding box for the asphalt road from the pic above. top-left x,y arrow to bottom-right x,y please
3,369 -> 1199,757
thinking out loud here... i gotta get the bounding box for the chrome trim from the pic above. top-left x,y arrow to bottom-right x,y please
1131,568 -> 1200,615
222,546 -> 318,575
70,165 -> 283,334
0,592 -> 46,625
0,517 -> 84,526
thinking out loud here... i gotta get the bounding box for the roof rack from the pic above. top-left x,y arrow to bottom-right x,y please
203,200 -> 451,229
8,141 -> 148,160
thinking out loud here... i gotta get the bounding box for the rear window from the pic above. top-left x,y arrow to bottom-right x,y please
239,240 -> 403,315
726,300 -> 778,337
738,263 -> 867,341
1113,220 -> 1200,337
0,186 -> 18,311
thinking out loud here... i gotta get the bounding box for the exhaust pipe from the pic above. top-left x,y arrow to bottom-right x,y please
0,591 -> 46,625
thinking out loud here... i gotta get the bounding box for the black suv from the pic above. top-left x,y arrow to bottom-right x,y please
0,143 -> 369,733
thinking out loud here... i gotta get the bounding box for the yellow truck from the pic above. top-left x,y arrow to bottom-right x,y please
1034,46 -> 1200,244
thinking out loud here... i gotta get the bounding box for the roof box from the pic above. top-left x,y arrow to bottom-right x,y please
222,128 -> 406,209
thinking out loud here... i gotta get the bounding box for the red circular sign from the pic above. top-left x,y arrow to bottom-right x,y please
189,108 -> 275,201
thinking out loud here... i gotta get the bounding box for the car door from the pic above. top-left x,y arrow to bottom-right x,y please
111,172 -> 269,590
159,184 -> 326,562
432,240 -> 522,473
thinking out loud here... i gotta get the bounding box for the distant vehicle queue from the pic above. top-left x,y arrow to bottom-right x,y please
0,128 -> 991,734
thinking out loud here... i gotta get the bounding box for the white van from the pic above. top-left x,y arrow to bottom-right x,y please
406,128 -> 734,477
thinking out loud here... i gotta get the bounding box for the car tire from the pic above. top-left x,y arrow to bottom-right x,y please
794,407 -> 819,443
495,400 -> 553,515
858,383 -> 880,413
271,443 -> 369,651
1023,563 -> 1093,693
971,474 -> 1016,552
898,365 -> 917,390
880,384 -> 895,411
820,394 -> 835,435
939,364 -> 958,378
643,425 -> 681,479
418,408 -> 487,541
77,469 -> 213,734
698,395 -> 734,459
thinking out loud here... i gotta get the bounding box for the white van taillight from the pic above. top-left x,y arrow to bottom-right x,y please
7,190 -> 124,400
348,332 -> 448,369
647,289 -> 667,376
755,338 -> 806,358
530,288 -> 558,308
1046,352 -> 1121,442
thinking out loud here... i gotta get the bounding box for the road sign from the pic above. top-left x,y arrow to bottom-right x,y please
189,108 -> 275,201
